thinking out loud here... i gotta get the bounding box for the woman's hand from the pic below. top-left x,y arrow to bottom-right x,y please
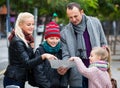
41,53 -> 58,60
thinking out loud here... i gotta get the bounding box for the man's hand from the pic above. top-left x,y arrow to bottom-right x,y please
57,67 -> 68,75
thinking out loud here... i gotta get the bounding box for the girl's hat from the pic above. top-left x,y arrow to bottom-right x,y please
44,21 -> 60,39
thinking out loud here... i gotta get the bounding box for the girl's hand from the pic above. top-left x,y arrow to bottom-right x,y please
69,57 -> 80,61
69,57 -> 75,61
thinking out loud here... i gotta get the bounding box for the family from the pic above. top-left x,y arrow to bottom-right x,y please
3,2 -> 113,88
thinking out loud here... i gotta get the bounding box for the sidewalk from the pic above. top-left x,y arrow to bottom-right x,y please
110,40 -> 120,88
111,55 -> 120,88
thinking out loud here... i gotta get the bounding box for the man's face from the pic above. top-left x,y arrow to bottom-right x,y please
67,7 -> 83,25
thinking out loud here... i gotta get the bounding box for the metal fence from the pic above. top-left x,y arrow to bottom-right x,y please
102,21 -> 120,55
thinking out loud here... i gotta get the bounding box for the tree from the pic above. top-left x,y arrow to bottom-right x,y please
0,0 -> 120,23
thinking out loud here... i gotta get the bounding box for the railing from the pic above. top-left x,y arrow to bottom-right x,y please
102,21 -> 120,55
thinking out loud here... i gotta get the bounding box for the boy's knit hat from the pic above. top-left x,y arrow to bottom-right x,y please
44,21 -> 60,39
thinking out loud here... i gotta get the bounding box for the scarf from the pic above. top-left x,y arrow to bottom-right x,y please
89,61 -> 109,71
42,41 -> 61,54
8,29 -> 15,41
23,31 -> 34,45
73,15 -> 87,58
8,29 -> 34,48
72,15 -> 102,59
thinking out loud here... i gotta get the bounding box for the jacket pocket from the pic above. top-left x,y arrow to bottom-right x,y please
4,65 -> 26,82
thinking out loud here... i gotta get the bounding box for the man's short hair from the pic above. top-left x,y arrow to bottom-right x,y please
67,2 -> 82,10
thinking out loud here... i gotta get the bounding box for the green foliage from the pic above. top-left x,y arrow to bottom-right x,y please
0,0 -> 120,23
0,0 -> 5,6
97,0 -> 120,21
39,8 -> 49,16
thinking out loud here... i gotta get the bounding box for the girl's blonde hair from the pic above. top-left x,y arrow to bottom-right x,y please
92,46 -> 111,77
15,12 -> 34,46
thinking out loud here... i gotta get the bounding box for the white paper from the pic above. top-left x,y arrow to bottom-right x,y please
49,60 -> 76,69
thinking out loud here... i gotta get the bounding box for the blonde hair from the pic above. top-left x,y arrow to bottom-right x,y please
92,46 -> 111,77
15,12 -> 34,46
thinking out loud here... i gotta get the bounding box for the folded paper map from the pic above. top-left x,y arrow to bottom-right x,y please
49,60 -> 76,69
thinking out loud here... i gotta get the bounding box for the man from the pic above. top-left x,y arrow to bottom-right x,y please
60,2 -> 107,88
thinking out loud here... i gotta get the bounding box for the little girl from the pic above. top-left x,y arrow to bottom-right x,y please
69,46 -> 112,88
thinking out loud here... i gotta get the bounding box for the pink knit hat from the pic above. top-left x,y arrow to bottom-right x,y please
44,21 -> 60,39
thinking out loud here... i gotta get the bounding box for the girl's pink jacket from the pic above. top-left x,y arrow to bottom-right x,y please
74,58 -> 112,88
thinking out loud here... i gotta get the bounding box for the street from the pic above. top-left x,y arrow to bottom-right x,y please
0,35 -> 120,88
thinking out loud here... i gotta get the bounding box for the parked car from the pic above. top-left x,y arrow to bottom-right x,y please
0,32 -> 6,39
37,24 -> 44,35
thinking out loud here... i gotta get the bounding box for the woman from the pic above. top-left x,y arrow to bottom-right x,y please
3,12 -> 56,88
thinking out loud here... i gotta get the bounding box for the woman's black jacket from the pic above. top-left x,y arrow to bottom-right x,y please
4,36 -> 42,82
34,44 -> 62,88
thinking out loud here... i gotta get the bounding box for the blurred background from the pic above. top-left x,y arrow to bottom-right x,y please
0,0 -> 120,54
0,0 -> 120,87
